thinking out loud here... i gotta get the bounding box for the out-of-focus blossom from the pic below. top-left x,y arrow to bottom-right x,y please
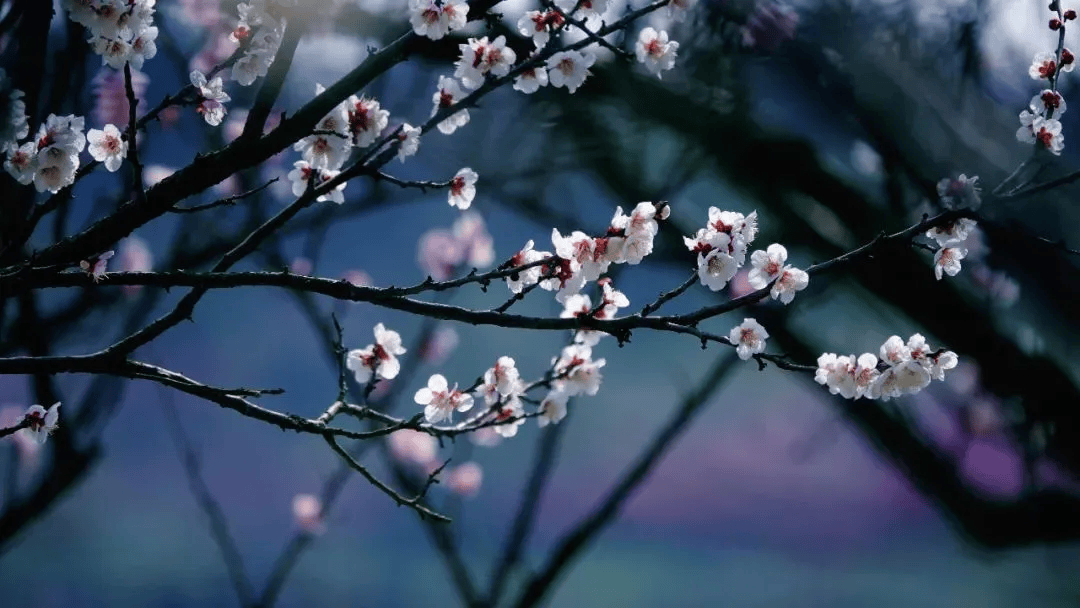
388,429 -> 438,470
91,68 -> 148,130
292,494 -> 323,534
418,229 -> 465,281
117,236 -> 153,295
446,462 -> 482,497
741,2 -> 799,51
419,325 -> 459,365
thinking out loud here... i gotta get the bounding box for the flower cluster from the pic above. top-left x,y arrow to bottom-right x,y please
561,278 -> 630,346
190,70 -> 231,127
684,207 -> 807,303
816,334 -> 957,401
512,201 -> 666,303
290,84 -> 399,201
347,323 -> 407,384
927,217 -> 976,280
62,0 -> 158,70
455,36 -> 517,90
230,1 -> 287,85
518,10 -> 565,49
1018,5 -> 1076,155
747,243 -> 809,304
4,114 -> 87,193
287,160 -> 345,203
478,357 -> 527,437
409,0 -> 469,40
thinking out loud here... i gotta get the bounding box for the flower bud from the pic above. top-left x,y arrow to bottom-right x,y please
1050,18 -> 1062,29
1067,9 -> 1078,20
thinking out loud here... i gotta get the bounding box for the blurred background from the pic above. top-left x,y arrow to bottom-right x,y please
1,0 -> 1080,605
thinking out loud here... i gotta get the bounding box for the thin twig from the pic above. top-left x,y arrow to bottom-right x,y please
159,388 -> 254,606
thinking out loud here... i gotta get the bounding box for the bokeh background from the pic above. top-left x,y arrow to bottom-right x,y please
2,0 -> 1080,606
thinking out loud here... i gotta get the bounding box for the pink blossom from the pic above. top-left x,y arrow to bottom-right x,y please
446,462 -> 482,497
92,68 -> 148,129
292,494 -> 323,534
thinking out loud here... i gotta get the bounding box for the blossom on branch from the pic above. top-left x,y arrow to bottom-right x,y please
87,124 -> 128,172
347,323 -> 407,384
514,65 -> 549,94
926,218 -> 977,247
1029,51 -> 1057,80
547,50 -> 595,93
409,0 -> 468,40
432,76 -> 471,135
552,344 -> 605,396
190,70 -> 230,127
19,402 -> 61,445
395,124 -> 422,162
635,28 -> 679,78
729,318 -> 768,360
817,334 -> 957,401
933,246 -> 967,280
346,95 -> 389,147
518,10 -> 564,49
456,36 -> 517,90
537,390 -> 569,427
449,168 -> 478,209
505,240 -> 552,293
480,356 -> 523,406
770,266 -> 809,304
415,374 -> 474,423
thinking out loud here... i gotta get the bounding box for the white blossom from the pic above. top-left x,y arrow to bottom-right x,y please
537,390 -> 569,427
346,323 -> 407,383
431,76 -> 471,135
395,123 -> 422,161
480,357 -> 522,405
514,66 -> 548,94
697,248 -> 738,291
415,374 -> 474,424
729,318 -> 768,360
345,95 -> 389,147
409,0 -> 468,40
635,28 -> 679,78
18,402 -> 60,445
518,10 -> 564,48
552,343 -> 605,397
770,266 -> 809,304
934,246 -> 967,280
926,218 -> 977,247
747,243 -> 787,289
505,240 -> 551,293
1029,51 -> 1057,80
547,50 -> 595,93
449,168 -> 478,209
87,124 -> 127,172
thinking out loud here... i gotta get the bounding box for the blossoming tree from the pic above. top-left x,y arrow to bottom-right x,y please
1,0 -> 1080,604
